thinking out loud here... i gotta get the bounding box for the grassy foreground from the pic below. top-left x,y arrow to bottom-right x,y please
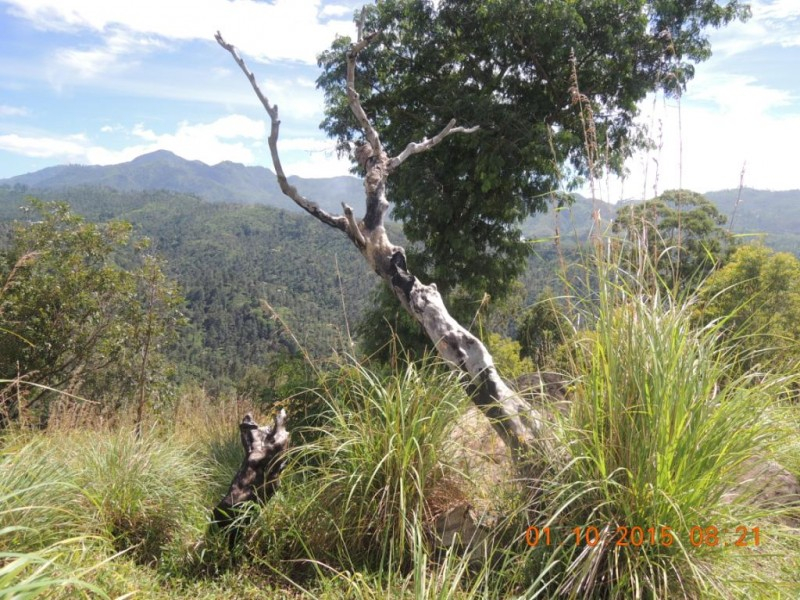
2,272 -> 799,599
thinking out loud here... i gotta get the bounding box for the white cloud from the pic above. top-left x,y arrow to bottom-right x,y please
0,114 -> 270,168
277,137 -> 335,152
49,29 -> 166,83
319,4 -> 353,19
594,74 -> 800,202
121,114 -> 268,164
709,0 -> 800,57
688,73 -> 794,114
281,144 -> 352,178
0,133 -> 88,159
0,104 -> 29,117
131,123 -> 159,142
5,0 -> 357,64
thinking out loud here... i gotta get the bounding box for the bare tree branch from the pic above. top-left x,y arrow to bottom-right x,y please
388,119 -> 481,173
342,202 -> 367,250
216,32 -> 557,473
215,32 -> 348,234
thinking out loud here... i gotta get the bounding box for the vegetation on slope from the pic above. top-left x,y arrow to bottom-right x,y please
0,187 -> 378,389
2,255 -> 798,597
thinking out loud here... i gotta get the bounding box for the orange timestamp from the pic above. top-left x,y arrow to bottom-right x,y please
525,525 -> 761,548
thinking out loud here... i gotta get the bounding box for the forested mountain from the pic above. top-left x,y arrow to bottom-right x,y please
5,152 -> 795,252
705,188 -> 800,253
1,150 -> 363,216
2,152 -> 798,384
0,185 -> 377,386
522,190 -> 800,253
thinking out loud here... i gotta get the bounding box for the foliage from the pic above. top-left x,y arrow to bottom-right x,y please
698,244 -> 800,374
483,333 -> 535,381
0,200 -> 183,424
236,354 -> 317,406
612,189 -> 734,289
317,0 -> 748,301
0,187 -> 378,387
516,287 -> 570,367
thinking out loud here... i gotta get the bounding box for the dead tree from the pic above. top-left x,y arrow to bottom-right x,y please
215,30 -> 558,476
213,410 -> 289,545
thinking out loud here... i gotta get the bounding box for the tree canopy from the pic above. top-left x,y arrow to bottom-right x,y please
0,200 -> 183,423
612,189 -> 733,287
317,0 -> 749,300
699,244 -> 800,373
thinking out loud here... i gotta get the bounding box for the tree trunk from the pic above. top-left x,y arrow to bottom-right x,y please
215,30 -> 560,475
212,410 -> 289,545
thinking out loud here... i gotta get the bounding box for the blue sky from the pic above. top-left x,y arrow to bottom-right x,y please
0,0 -> 798,203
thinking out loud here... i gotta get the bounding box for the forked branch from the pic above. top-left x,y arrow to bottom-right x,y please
389,119 -> 480,173
215,31 -> 555,471
215,32 -> 348,234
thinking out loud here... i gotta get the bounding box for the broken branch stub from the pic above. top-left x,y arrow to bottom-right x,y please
215,32 -> 557,471
213,410 -> 289,530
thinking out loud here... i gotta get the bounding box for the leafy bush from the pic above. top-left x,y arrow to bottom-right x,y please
0,199 -> 183,425
699,243 -> 800,375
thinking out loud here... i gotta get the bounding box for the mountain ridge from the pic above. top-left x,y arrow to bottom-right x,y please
2,151 -> 798,253
1,150 -> 363,215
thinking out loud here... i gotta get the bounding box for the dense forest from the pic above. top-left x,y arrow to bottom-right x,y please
0,186 -> 378,386
0,182 -> 577,388
1,178 -> 798,398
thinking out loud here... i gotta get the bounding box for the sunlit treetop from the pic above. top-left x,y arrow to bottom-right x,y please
317,0 -> 749,299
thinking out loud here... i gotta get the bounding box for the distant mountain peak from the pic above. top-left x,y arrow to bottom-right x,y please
0,151 -> 361,214
130,149 -> 188,164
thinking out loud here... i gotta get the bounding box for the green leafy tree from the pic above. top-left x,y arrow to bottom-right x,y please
318,0 -> 748,301
0,200 -> 183,424
698,244 -> 800,373
612,189 -> 733,287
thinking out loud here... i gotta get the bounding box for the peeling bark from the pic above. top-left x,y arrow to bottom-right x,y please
215,31 -> 557,471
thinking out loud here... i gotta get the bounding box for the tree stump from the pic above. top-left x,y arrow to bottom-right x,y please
212,410 -> 289,546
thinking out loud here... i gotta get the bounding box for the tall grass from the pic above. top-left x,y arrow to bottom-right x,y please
0,426 -> 212,597
520,260 -> 800,598
2,294 -> 797,599
280,357 -> 469,569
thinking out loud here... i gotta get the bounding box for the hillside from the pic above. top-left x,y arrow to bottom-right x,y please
2,153 -> 798,381
705,188 -> 800,253
0,185 -> 377,385
1,150 -> 363,216
4,153 -> 795,253
523,189 -> 800,253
